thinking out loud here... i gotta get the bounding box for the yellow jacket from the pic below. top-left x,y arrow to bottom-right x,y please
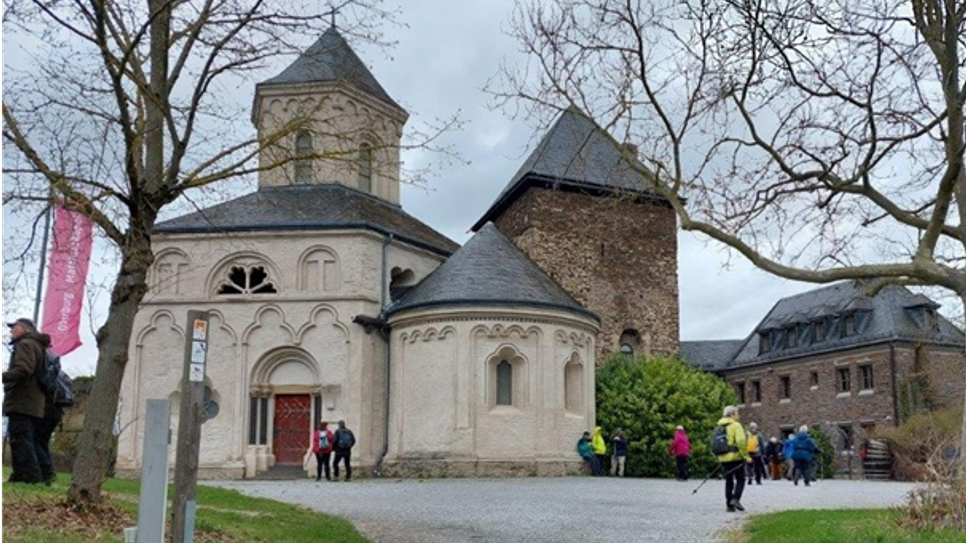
591,427 -> 606,455
715,417 -> 750,463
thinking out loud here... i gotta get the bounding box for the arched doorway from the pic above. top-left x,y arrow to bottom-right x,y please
249,348 -> 322,469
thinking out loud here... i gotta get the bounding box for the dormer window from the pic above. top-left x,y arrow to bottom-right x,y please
786,326 -> 798,348
813,320 -> 826,342
759,331 -> 772,354
843,314 -> 857,336
294,131 -> 314,184
357,143 -> 373,193
926,309 -> 939,330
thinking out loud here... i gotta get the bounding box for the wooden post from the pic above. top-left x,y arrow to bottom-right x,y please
171,311 -> 210,543
136,399 -> 171,543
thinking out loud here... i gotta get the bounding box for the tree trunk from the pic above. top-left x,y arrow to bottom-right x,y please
67,242 -> 153,505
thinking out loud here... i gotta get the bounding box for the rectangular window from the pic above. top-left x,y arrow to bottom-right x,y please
844,314 -> 857,336
810,370 -> 819,387
760,332 -> 771,354
736,382 -> 746,404
752,380 -> 762,403
258,397 -> 269,445
860,364 -> 874,390
248,397 -> 259,445
313,394 -> 322,427
780,376 -> 791,399
839,424 -> 854,450
837,367 -> 851,393
814,320 -> 826,342
787,327 -> 797,348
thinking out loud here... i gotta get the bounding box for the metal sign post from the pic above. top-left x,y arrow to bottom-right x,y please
135,399 -> 171,543
171,310 -> 210,543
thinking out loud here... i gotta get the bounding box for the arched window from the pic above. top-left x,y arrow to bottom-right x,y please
564,355 -> 584,413
496,360 -> 513,406
294,131 -> 313,183
357,143 -> 373,193
216,265 -> 277,295
619,329 -> 642,359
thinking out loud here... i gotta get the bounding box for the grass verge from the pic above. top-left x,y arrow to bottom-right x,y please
2,468 -> 371,543
734,509 -> 966,543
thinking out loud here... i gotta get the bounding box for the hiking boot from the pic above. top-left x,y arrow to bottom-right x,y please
729,499 -> 745,512
726,506 -> 736,512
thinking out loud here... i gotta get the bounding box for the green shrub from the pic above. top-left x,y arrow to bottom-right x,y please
595,354 -> 737,478
809,426 -> 837,479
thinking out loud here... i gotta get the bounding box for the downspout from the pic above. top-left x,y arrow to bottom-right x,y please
888,342 -> 900,426
373,233 -> 394,476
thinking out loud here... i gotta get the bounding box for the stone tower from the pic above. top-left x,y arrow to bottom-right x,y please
473,108 -> 680,361
252,26 -> 408,203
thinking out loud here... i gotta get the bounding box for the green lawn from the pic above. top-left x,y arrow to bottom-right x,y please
738,509 -> 966,543
2,468 -> 371,543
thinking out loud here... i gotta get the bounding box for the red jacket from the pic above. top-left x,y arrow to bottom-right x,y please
312,429 -> 335,454
670,430 -> 691,457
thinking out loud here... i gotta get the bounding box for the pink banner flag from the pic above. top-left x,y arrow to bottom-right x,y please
40,205 -> 94,356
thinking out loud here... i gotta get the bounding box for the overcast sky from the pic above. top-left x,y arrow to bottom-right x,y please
2,0 -> 825,376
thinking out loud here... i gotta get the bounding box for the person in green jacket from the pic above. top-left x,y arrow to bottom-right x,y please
716,406 -> 751,512
576,431 -> 600,476
591,426 -> 607,476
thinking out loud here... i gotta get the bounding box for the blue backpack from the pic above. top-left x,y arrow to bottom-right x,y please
36,349 -> 75,408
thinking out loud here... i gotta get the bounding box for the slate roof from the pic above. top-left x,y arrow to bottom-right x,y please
679,340 -> 744,372
472,107 -> 661,230
387,223 -> 599,322
258,27 -> 403,112
153,184 -> 458,256
723,281 -> 965,370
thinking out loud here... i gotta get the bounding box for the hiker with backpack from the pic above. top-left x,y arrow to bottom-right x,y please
764,436 -> 785,480
3,318 -> 50,484
611,428 -> 628,477
312,421 -> 335,481
712,405 -> 751,513
791,425 -> 819,487
332,420 -> 356,481
577,431 -> 600,476
745,422 -> 766,485
669,426 -> 691,481
591,426 -> 607,476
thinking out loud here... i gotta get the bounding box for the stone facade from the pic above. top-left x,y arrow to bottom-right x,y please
721,342 -> 966,445
116,230 -> 446,479
384,306 -> 598,476
494,188 -> 679,361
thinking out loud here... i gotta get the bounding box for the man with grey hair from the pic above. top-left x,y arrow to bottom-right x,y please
714,405 -> 750,512
2,318 -> 50,484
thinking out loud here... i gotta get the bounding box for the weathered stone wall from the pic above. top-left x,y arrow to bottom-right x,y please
917,346 -> 966,410
494,187 -> 679,361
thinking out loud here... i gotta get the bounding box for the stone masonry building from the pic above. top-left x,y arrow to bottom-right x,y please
681,281 -> 966,457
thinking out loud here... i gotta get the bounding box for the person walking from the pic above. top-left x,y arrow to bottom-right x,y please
669,426 -> 691,481
332,420 -> 356,481
610,428 -> 628,477
577,431 -> 600,476
791,425 -> 818,487
591,426 -> 607,476
714,405 -> 750,512
311,421 -> 334,481
783,433 -> 796,480
745,422 -> 766,485
764,437 -> 784,481
35,392 -> 63,485
2,318 -> 50,484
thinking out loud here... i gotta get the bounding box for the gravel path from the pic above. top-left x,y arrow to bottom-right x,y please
212,477 -> 915,543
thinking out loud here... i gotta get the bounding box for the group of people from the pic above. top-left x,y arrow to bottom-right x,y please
715,406 -> 820,512
3,318 -> 63,485
576,427 -> 628,477
311,420 -> 356,481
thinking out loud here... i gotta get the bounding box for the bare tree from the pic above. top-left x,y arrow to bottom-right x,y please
493,0 -> 964,472
2,0 -> 454,505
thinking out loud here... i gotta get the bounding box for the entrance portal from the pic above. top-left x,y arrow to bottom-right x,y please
273,394 -> 311,465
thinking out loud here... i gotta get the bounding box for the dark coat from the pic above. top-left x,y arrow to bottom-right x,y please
3,332 -> 51,418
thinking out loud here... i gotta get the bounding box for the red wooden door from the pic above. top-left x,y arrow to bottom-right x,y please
273,394 -> 311,465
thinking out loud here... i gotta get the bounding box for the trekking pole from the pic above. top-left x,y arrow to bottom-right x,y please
691,463 -> 722,495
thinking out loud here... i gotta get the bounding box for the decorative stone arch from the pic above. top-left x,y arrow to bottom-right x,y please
563,351 -> 585,413
484,343 -> 530,410
206,251 -> 283,297
251,346 -> 321,386
619,328 -> 642,358
152,248 -> 191,295
295,303 -> 351,343
241,305 -> 297,346
297,245 -> 342,292
136,310 -> 184,347
203,309 -> 239,345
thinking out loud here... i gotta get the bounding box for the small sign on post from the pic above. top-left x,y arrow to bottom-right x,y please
172,310 -> 210,543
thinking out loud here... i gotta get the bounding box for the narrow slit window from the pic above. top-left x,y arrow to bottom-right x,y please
357,143 -> 373,193
780,376 -> 791,399
295,131 -> 314,183
496,360 -> 513,406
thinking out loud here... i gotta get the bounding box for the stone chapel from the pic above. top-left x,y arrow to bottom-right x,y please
115,27 -> 679,478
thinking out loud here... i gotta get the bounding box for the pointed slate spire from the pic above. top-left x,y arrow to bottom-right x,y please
387,223 -> 598,322
472,107 -> 657,230
259,26 -> 403,112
